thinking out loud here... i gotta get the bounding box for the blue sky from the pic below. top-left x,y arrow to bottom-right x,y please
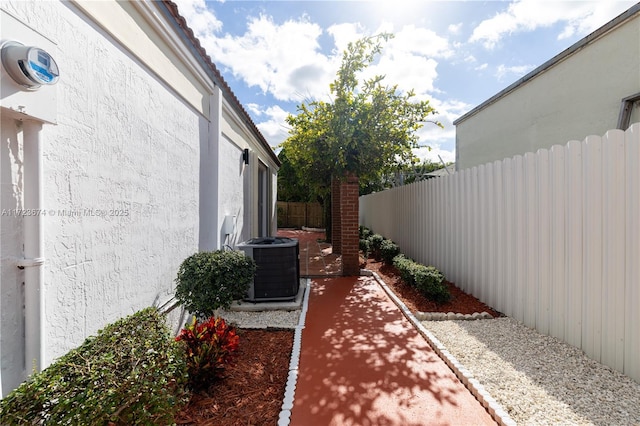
173,0 -> 636,163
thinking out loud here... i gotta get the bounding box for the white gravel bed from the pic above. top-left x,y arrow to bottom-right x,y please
422,317 -> 640,426
217,309 -> 300,329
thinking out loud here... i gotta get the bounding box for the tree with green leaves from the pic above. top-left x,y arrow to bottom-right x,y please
277,147 -> 315,202
281,33 -> 442,199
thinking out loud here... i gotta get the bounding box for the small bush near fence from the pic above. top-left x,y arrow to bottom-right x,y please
359,238 -> 371,258
175,250 -> 256,317
368,234 -> 385,256
380,239 -> 401,264
360,226 -> 450,304
392,254 -> 450,304
359,225 -> 372,240
0,307 -> 188,425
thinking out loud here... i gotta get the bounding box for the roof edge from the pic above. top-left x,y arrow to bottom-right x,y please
159,1 -> 280,167
453,2 -> 640,126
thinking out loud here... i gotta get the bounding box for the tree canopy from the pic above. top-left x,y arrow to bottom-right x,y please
277,146 -> 315,202
280,33 -> 442,200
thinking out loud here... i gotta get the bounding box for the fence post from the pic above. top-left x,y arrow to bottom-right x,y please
582,135 -> 603,362
601,129 -> 625,373
565,140 -> 583,349
549,145 -> 566,341
624,123 -> 640,382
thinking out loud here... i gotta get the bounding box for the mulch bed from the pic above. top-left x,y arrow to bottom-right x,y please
176,254 -> 499,424
362,257 -> 501,317
175,329 -> 293,426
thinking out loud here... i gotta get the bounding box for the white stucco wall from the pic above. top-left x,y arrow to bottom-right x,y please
1,0 -> 278,396
1,0 -> 200,393
0,117 -> 26,395
455,10 -> 640,170
218,134 -> 249,246
219,100 -> 280,245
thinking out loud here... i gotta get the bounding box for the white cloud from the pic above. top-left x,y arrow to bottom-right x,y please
254,105 -> 291,147
173,1 -> 456,106
327,22 -> 366,54
414,97 -> 472,146
448,22 -> 463,35
352,24 -> 453,98
475,63 -> 488,71
172,1 -> 466,153
469,0 -> 635,49
212,15 -> 337,102
372,52 -> 439,95
172,0 -> 223,36
414,145 -> 456,164
388,25 -> 453,59
495,63 -> 535,81
172,3 -> 338,103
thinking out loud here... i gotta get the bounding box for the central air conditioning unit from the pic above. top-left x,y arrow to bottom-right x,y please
237,237 -> 300,302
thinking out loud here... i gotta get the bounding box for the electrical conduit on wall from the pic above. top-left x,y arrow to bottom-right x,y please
15,120 -> 45,375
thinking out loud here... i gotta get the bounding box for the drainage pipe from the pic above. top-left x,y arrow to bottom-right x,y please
18,119 -> 45,373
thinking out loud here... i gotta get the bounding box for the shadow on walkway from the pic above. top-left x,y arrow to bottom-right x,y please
276,230 -> 495,425
277,229 -> 341,277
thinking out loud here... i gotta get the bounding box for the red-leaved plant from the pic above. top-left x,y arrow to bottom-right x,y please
175,316 -> 239,390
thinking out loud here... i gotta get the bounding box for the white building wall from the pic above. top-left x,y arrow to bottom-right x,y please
1,0 -> 278,396
218,134 -> 249,247
455,9 -> 640,170
0,117 -> 26,395
219,100 -> 280,245
1,0 -> 200,393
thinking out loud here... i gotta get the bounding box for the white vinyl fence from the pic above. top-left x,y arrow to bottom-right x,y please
360,123 -> 640,383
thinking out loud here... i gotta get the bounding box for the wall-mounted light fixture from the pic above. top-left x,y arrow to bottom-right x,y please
242,148 -> 250,165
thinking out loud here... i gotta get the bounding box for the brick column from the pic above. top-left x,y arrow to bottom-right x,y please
331,177 -> 342,254
340,174 -> 360,276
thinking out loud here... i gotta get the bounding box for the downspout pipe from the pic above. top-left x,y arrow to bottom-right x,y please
16,119 -> 45,373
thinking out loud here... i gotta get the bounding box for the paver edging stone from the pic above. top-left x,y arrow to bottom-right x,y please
278,279 -> 311,426
366,269 -> 517,426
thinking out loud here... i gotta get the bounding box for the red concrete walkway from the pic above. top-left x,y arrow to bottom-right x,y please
278,229 -> 341,277
276,229 -> 496,425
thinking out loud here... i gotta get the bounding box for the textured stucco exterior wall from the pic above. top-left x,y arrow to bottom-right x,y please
72,0 -> 210,117
1,0 -> 199,390
455,11 -> 640,170
218,134 -> 249,246
1,0 -> 278,396
0,117 -> 26,394
219,100 -> 280,243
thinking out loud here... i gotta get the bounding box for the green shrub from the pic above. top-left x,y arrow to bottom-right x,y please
359,238 -> 371,258
392,255 -> 450,304
393,254 -> 416,285
380,239 -> 401,264
414,266 -> 450,304
0,307 -> 188,425
421,281 -> 451,304
176,316 -> 239,391
175,250 -> 257,317
367,234 -> 384,255
359,225 -> 372,240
